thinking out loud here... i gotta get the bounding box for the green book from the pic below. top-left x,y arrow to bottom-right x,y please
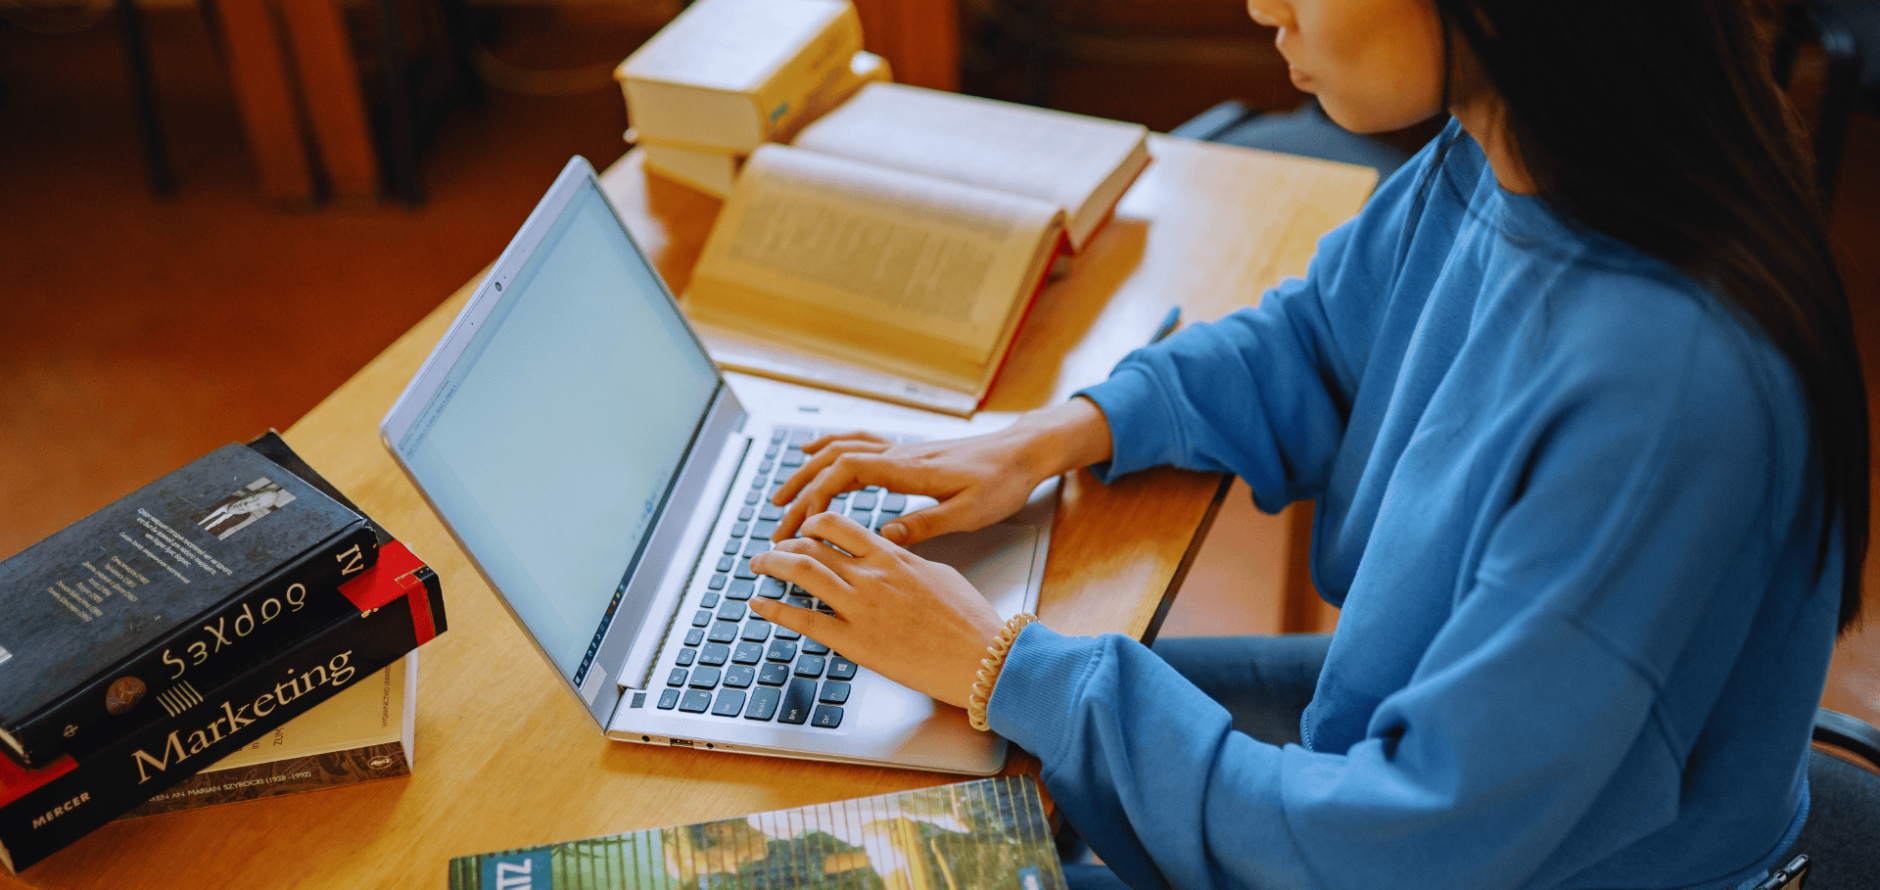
448,776 -> 1066,890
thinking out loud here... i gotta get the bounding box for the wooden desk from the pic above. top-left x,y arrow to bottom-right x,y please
2,138 -> 1372,888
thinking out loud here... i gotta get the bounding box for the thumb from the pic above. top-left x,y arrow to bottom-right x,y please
881,501 -> 972,547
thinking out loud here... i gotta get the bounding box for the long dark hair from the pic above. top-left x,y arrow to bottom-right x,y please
1430,0 -> 1868,631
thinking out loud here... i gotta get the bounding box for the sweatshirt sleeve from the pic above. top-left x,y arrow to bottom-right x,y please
991,298 -> 1817,890
1075,135 -> 1446,510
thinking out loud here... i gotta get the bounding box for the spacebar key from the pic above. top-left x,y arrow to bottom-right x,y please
778,678 -> 816,725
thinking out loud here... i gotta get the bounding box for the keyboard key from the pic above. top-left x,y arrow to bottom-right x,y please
745,686 -> 781,720
741,621 -> 772,642
773,625 -> 801,641
735,558 -> 758,581
691,610 -> 712,628
811,705 -> 844,728
738,506 -> 755,522
779,678 -> 816,724
730,522 -> 748,538
819,681 -> 851,705
733,642 -> 763,664
711,689 -> 745,717
707,621 -> 739,644
802,638 -> 831,656
828,657 -> 858,680
723,665 -> 756,689
722,538 -> 741,555
676,648 -> 697,667
795,655 -> 826,678
743,539 -> 771,557
751,475 -> 767,490
752,519 -> 780,539
726,579 -> 755,601
770,429 -> 787,443
759,503 -> 785,521
717,601 -> 746,622
744,490 -> 760,505
657,689 -> 680,709
684,628 -> 705,647
709,574 -> 727,591
757,663 -> 791,686
758,460 -> 774,475
850,504 -> 874,520
883,494 -> 907,512
680,690 -> 712,713
851,492 -> 878,510
701,592 -> 719,608
699,643 -> 729,666
689,666 -> 722,689
716,556 -> 735,573
786,594 -> 815,610
787,428 -> 814,445
757,578 -> 788,599
781,452 -> 805,469
766,640 -> 798,662
667,668 -> 687,687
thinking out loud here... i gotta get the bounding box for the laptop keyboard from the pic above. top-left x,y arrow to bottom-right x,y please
656,425 -> 921,729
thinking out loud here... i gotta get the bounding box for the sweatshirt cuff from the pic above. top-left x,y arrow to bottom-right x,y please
1074,365 -> 1182,483
985,623 -> 1103,763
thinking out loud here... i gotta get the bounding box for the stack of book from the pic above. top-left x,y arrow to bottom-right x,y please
0,432 -> 448,873
614,0 -> 889,197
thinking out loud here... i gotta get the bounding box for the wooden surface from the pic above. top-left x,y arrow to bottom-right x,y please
1,138 -> 1373,888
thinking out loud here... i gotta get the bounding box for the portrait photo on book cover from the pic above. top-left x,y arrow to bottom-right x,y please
195,477 -> 297,540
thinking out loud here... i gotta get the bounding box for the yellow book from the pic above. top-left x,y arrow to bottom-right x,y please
615,0 -> 864,154
682,86 -> 1150,415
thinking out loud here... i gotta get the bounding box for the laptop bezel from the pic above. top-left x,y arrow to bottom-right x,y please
380,155 -> 750,728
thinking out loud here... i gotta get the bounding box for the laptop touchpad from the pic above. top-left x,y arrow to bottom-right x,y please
910,523 -> 1041,619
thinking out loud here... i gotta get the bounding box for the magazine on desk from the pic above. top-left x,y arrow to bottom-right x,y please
681,83 -> 1150,415
448,775 -> 1065,890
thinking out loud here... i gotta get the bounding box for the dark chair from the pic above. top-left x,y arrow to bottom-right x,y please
1772,0 -> 1880,210
1171,97 -> 1412,186
1790,708 -> 1880,890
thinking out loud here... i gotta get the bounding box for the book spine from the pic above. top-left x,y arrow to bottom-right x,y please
753,4 -> 863,143
0,566 -> 441,874
117,736 -> 411,818
9,522 -> 381,768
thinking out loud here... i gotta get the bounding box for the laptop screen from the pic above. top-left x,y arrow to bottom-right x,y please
395,179 -> 720,682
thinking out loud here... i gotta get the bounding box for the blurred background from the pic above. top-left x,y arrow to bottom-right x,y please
0,0 -> 1874,720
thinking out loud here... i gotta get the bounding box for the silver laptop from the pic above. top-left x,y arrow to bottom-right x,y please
381,156 -> 1053,775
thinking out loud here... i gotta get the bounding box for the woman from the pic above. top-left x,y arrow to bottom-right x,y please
748,1 -> 1870,888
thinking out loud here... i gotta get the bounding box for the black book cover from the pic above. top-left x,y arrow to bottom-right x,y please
0,440 -> 379,769
0,548 -> 446,874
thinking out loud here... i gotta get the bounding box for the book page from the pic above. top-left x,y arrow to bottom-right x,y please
689,143 -> 1062,364
792,83 -> 1148,248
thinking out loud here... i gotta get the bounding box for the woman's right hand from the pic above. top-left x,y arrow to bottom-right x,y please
768,397 -> 1114,546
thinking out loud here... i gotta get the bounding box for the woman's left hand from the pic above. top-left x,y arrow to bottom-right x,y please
746,511 -> 1003,710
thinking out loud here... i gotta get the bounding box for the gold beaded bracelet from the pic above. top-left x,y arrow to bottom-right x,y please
967,613 -> 1037,732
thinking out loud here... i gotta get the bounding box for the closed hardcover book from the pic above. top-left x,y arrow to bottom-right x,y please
614,0 -> 863,153
0,542 -> 446,874
117,651 -> 417,818
447,775 -> 1066,890
0,438 -> 381,770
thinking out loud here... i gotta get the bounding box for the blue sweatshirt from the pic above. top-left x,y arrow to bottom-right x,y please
987,122 -> 1842,890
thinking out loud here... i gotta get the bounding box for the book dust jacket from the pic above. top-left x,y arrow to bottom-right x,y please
0,442 -> 371,766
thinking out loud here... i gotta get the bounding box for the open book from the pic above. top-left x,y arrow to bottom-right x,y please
682,84 -> 1150,415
